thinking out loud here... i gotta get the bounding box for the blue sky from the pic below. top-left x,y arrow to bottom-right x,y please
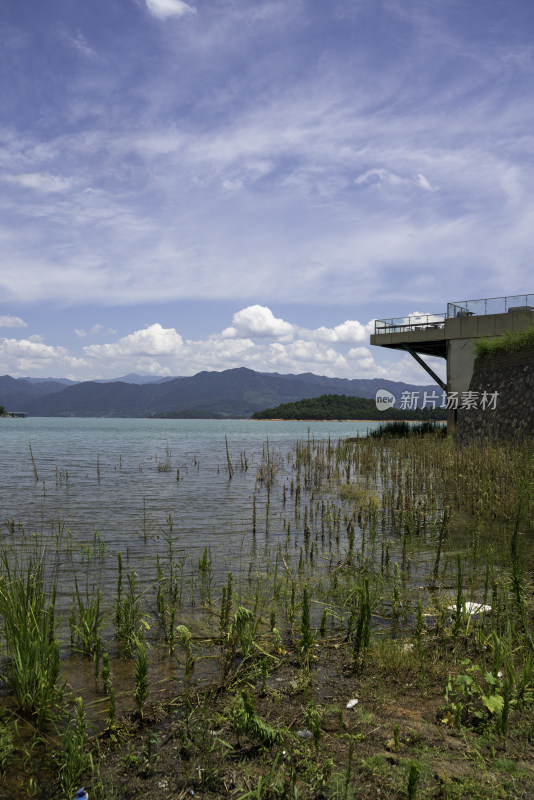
1,0 -> 533,382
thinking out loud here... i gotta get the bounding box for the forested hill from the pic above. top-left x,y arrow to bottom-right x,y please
1,368 -> 442,418
251,394 -> 446,420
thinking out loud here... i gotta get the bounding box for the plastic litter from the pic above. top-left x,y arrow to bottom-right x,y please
73,790 -> 88,800
346,698 -> 359,709
296,729 -> 313,739
452,602 -> 491,615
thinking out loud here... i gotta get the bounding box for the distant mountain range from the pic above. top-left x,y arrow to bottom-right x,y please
0,368 -> 441,418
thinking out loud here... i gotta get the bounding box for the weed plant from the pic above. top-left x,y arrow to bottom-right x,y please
0,556 -> 62,724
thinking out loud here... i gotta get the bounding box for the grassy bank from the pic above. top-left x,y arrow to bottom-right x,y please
0,434 -> 533,799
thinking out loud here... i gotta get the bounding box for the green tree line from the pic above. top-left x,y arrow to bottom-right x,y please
251,393 -> 446,421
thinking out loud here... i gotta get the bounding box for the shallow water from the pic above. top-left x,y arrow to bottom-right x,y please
0,418 -> 379,598
1,417 -> 532,743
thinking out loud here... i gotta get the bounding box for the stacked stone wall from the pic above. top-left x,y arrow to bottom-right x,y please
456,347 -> 534,441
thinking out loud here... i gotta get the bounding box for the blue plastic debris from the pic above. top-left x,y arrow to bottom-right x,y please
73,789 -> 88,800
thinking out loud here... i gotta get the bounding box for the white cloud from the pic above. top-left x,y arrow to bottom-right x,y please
63,31 -> 99,59
0,336 -> 86,375
305,320 -> 374,344
83,323 -> 185,360
0,305 -> 448,385
222,305 -> 295,340
2,172 -> 73,193
346,346 -> 382,373
262,340 -> 350,377
75,324 -> 117,338
145,0 -> 196,20
354,168 -> 435,192
0,315 -> 27,328
222,179 -> 243,192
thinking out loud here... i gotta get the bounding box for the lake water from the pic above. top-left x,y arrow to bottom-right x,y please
0,416 -> 529,725
0,417 -> 380,604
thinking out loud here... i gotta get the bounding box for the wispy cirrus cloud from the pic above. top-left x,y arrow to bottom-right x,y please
1,172 -> 73,193
1,0 -> 533,358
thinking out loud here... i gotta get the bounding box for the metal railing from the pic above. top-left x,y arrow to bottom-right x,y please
374,313 -> 446,335
374,293 -> 534,334
447,293 -> 534,318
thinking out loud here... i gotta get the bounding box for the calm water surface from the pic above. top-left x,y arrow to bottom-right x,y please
0,417 -> 380,600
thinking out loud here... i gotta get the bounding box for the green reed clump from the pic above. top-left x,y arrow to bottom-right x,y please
115,555 -> 145,656
134,640 -> 149,718
453,553 -> 463,639
231,689 -> 283,748
57,697 -> 91,797
298,585 -> 316,669
353,578 -> 371,664
198,546 -> 213,604
71,578 -> 105,657
220,572 -> 233,634
406,760 -> 421,800
230,606 -> 256,660
176,624 -> 195,677
107,686 -> 116,730
0,718 -> 14,775
0,557 -> 62,724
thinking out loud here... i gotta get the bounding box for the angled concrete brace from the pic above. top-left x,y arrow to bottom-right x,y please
400,345 -> 447,392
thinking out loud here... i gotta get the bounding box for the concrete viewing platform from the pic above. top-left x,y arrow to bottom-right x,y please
370,293 -> 534,426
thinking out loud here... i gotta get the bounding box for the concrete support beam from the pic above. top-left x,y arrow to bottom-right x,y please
401,345 -> 446,392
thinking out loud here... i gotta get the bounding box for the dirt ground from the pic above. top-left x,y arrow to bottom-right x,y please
16,634 -> 532,800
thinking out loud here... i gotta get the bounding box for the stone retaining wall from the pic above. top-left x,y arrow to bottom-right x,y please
456,347 -> 534,441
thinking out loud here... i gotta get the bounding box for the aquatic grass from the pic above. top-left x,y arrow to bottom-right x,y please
0,556 -> 62,724
57,697 -> 92,797
134,639 -> 149,718
115,559 -> 146,657
298,585 -> 316,670
71,577 -> 105,657
176,624 -> 195,677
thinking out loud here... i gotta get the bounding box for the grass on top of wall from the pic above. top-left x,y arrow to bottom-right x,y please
475,322 -> 534,361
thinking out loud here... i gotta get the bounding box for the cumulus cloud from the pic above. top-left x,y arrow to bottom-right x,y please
305,320 -> 374,344
0,315 -> 27,328
346,346 -> 381,372
0,336 -> 86,375
145,0 -> 196,19
83,323 -> 184,359
0,306 -> 445,385
222,305 -> 295,340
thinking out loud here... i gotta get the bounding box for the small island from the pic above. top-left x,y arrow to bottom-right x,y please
251,393 -> 446,421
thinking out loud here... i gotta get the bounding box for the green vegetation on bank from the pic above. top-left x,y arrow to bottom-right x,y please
0,434 -> 533,799
475,321 -> 534,360
251,393 -> 446,420
369,420 -> 447,438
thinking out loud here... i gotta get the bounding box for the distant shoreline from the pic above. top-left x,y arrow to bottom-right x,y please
252,418 -> 446,423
